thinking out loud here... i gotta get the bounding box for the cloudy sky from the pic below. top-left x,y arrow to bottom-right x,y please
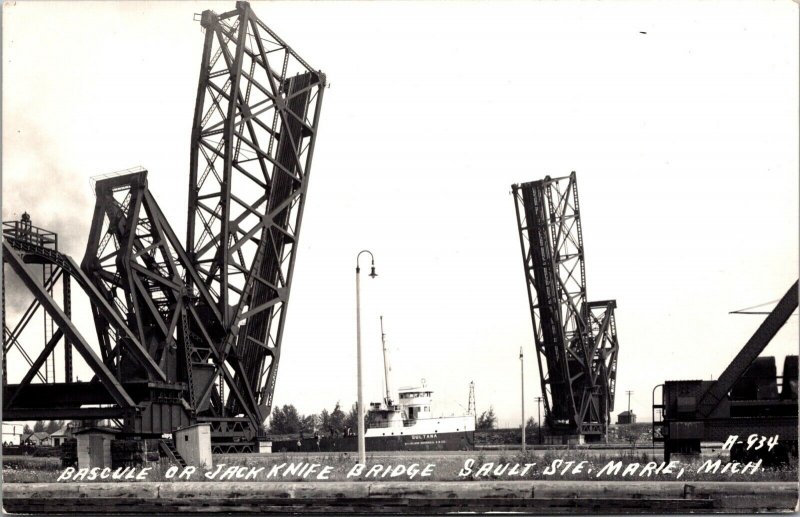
3,0 -> 797,428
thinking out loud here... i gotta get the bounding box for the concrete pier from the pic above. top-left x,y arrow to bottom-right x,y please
4,481 -> 796,513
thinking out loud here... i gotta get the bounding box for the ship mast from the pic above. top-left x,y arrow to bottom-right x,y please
380,316 -> 394,407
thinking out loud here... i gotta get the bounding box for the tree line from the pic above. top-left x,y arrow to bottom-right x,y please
19,405 -> 534,437
476,406 -> 541,434
268,402 -> 361,436
22,420 -> 65,435
269,403 -> 523,435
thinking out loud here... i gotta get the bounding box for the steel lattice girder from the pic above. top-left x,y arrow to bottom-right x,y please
2,1 -> 324,444
81,170 -> 265,438
186,1 -> 326,422
4,231 -> 166,384
82,171 -> 184,385
2,240 -> 137,413
512,172 -> 619,436
3,233 -> 196,432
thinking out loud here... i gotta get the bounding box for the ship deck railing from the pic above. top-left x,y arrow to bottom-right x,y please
368,415 -> 474,429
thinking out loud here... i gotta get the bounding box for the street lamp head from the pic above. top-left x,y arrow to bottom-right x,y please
356,250 -> 378,278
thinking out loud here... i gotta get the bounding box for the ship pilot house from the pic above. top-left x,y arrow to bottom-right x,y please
398,387 -> 433,421
369,385 -> 433,427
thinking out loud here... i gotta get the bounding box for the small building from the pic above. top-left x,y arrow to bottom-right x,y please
617,410 -> 637,424
174,423 -> 212,469
50,425 -> 73,447
73,426 -> 119,468
21,431 -> 51,446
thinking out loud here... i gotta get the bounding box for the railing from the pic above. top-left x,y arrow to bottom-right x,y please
368,414 -> 474,429
651,384 -> 665,444
89,166 -> 146,192
367,420 -> 414,429
2,220 -> 58,251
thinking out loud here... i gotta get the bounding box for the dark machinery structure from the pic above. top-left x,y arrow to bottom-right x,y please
512,172 -> 619,442
2,1 -> 326,453
653,281 -> 798,462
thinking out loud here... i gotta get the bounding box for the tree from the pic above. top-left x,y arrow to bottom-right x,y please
476,407 -> 497,430
524,416 -> 538,437
45,420 -> 63,434
23,424 -> 33,435
268,405 -> 304,434
344,402 -> 359,432
317,409 -> 331,432
300,414 -> 317,434
33,421 -> 45,433
329,402 -> 346,434
316,402 -> 348,435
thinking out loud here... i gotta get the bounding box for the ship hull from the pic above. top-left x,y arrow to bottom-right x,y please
271,430 -> 474,453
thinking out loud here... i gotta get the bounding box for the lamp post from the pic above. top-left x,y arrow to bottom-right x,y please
355,250 -> 377,464
625,390 -> 634,427
520,347 -> 525,452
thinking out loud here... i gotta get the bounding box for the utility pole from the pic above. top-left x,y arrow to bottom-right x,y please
535,396 -> 543,444
520,347 -> 525,452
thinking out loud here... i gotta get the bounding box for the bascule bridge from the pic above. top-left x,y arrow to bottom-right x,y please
512,172 -> 620,443
2,1 -> 326,458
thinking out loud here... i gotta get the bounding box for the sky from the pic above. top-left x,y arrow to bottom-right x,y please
2,0 -> 798,429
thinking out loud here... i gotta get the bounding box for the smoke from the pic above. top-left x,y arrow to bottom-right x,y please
2,121 -> 94,318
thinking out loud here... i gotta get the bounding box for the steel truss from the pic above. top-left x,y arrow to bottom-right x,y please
187,1 -> 325,422
2,1 -> 325,452
512,172 -> 619,438
82,170 -> 260,438
3,224 -> 139,424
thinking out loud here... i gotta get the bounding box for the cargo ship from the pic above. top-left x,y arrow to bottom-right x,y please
270,318 -> 475,452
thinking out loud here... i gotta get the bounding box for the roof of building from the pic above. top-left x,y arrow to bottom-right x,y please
618,410 -> 636,416
21,431 -> 50,441
50,425 -> 71,437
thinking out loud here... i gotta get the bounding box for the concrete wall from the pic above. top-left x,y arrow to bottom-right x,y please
174,424 -> 212,468
5,481 -> 798,514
